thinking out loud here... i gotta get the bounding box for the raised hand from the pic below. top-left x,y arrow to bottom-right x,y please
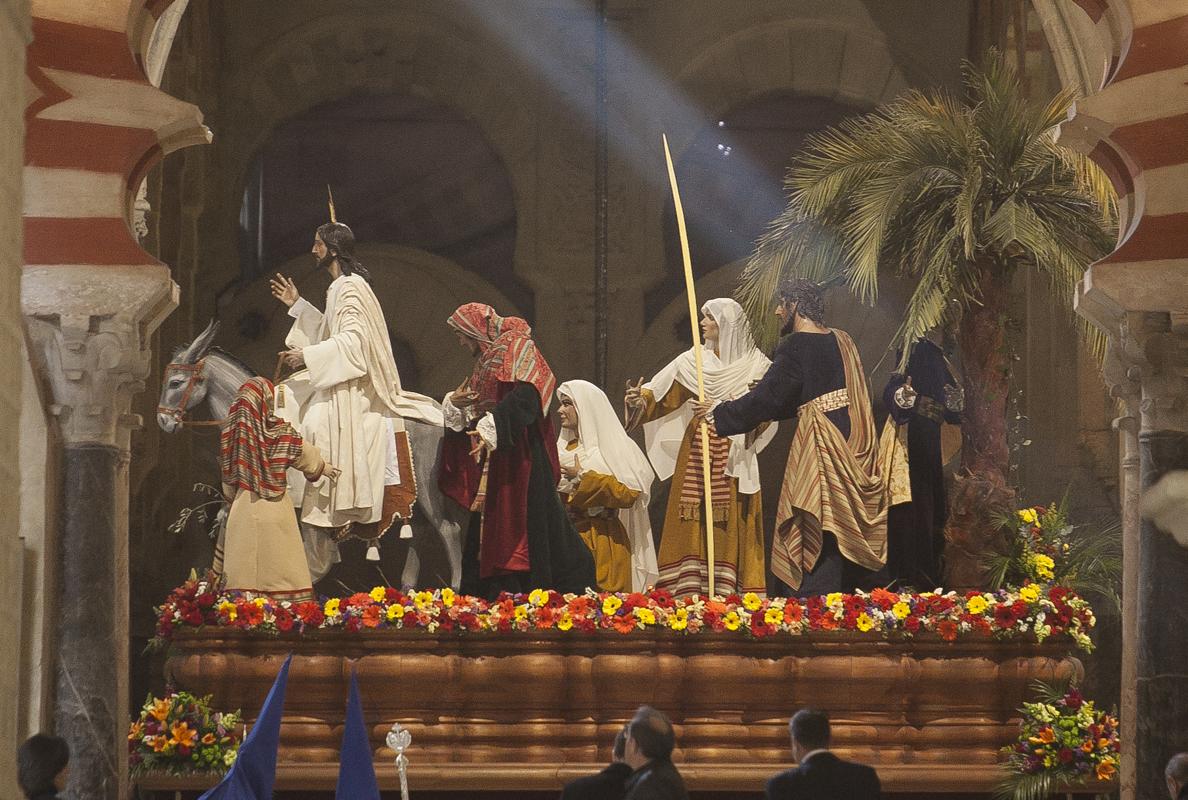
269,273 -> 300,307
624,376 -> 645,405
561,453 -> 582,480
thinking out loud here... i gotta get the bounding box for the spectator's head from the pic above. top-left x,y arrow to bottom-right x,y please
776,278 -> 825,329
625,706 -> 675,770
611,725 -> 628,764
1166,752 -> 1188,798
789,708 -> 831,762
17,734 -> 69,798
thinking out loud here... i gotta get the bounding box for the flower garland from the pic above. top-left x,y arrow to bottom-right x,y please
129,691 -> 242,777
998,683 -> 1120,799
152,574 -> 1095,652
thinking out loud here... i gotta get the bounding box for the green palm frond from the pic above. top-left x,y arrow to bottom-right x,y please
736,49 -> 1117,362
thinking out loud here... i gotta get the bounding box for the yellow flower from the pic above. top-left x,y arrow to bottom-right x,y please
602,596 -> 623,615
855,612 -> 874,632
217,600 -> 237,621
386,604 -> 405,621
324,598 -> 340,617
441,588 -> 456,607
253,597 -> 267,609
966,596 -> 988,615
369,586 -> 386,603
723,611 -> 741,631
635,608 -> 656,625
1018,508 -> 1037,525
513,605 -> 528,621
669,608 -> 689,631
414,591 -> 434,609
1019,585 -> 1040,603
742,592 -> 762,611
892,601 -> 911,620
557,612 -> 574,631
149,698 -> 172,722
764,607 -> 784,625
528,588 -> 548,607
1031,554 -> 1055,581
825,592 -> 843,608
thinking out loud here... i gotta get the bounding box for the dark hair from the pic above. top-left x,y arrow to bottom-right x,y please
316,222 -> 370,281
1167,752 -> 1188,783
628,706 -> 675,762
18,734 -> 69,797
612,725 -> 628,761
790,708 -> 831,751
778,278 -> 825,325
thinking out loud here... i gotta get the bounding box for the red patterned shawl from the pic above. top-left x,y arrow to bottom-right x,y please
219,377 -> 304,500
447,303 -> 556,412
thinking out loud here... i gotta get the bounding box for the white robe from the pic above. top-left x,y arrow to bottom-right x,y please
284,274 -> 441,528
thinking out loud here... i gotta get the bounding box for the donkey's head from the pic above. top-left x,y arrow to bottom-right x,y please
157,319 -> 219,433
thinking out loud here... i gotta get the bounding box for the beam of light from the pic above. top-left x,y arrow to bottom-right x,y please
455,1 -> 792,268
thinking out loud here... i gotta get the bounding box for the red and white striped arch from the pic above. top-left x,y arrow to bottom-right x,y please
1055,1 -> 1188,320
23,0 -> 207,315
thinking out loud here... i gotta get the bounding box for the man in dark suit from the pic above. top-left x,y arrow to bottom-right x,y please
560,726 -> 632,800
623,706 -> 689,800
766,708 -> 880,800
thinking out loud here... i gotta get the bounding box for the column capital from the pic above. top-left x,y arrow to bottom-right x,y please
23,264 -> 178,450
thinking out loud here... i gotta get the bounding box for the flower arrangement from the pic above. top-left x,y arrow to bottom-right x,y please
128,691 -> 242,777
997,682 -> 1120,799
152,573 -> 1096,652
988,500 -> 1121,613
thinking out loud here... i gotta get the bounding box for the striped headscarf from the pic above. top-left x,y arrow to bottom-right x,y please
447,303 -> 557,413
219,377 -> 304,500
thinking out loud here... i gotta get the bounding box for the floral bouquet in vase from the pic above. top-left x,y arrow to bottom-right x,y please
997,681 -> 1120,799
128,691 -> 242,777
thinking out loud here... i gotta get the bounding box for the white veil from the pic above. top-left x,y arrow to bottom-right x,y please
556,380 -> 659,591
641,297 -> 775,494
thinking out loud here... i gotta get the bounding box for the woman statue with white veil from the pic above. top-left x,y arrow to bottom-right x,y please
556,380 -> 658,593
624,298 -> 775,598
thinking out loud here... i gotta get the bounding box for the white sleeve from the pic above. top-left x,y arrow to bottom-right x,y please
476,413 -> 497,451
894,385 -> 917,409
302,329 -> 368,391
284,297 -> 324,350
442,393 -> 467,432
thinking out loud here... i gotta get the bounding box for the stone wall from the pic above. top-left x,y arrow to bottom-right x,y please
0,1 -> 30,797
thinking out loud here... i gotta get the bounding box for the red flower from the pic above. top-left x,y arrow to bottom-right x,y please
904,616 -> 921,633
1048,586 -> 1070,603
937,620 -> 958,641
239,602 -> 263,627
749,616 -> 773,638
293,602 -> 324,627
650,589 -> 675,608
385,587 -> 402,602
994,604 -> 1018,629
870,588 -> 898,610
361,606 -> 381,628
275,609 -> 295,632
195,592 -> 215,609
1063,688 -> 1084,710
784,603 -> 803,623
1058,747 -> 1074,764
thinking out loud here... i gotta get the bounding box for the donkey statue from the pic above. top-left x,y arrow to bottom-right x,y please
156,320 -> 465,590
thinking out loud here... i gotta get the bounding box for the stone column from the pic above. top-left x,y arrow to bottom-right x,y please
23,284 -> 176,800
1102,314 -> 1188,800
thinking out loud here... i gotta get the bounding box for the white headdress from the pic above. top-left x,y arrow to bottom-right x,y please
556,379 -> 659,591
641,297 -> 775,494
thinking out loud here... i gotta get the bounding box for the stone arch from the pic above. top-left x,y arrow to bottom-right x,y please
207,9 -> 538,293
669,17 -> 925,158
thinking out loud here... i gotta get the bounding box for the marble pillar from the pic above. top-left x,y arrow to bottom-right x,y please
54,444 -> 121,798
1137,428 -> 1188,800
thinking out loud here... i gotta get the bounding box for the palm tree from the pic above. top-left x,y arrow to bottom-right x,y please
736,51 -> 1116,586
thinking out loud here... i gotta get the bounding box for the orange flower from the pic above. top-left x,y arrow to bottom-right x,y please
817,614 -> 838,631
128,721 -> 143,741
1038,727 -> 1056,744
170,721 -> 197,748
567,596 -> 591,616
361,606 -> 381,628
149,698 -> 172,722
202,733 -> 217,745
937,620 -> 958,641
870,587 -> 899,607
705,600 -> 728,616
612,615 -> 637,634
1096,759 -> 1117,781
150,735 -> 169,753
